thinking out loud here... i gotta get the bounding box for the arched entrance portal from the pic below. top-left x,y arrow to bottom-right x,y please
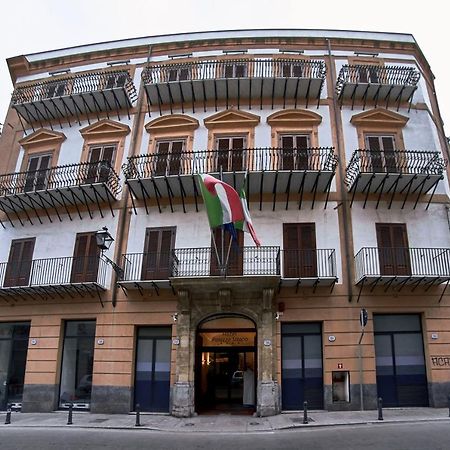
196,315 -> 256,414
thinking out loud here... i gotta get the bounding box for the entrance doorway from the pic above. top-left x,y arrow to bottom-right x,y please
374,314 -> 428,407
196,315 -> 256,414
0,322 -> 30,410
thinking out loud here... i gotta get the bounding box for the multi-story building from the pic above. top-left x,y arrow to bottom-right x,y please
0,29 -> 449,417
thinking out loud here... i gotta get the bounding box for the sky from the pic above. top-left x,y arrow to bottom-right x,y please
0,0 -> 448,136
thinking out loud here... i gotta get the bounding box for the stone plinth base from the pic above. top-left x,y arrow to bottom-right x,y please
256,380 -> 280,417
171,382 -> 195,417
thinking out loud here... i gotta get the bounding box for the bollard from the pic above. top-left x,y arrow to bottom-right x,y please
377,397 -> 383,421
303,400 -> 308,424
448,395 -> 450,417
67,403 -> 73,425
4,404 -> 11,425
135,403 -> 141,427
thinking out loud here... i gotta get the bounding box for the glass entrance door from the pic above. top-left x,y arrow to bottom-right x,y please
0,322 -> 30,410
374,314 -> 428,407
134,327 -> 172,412
281,323 -> 323,410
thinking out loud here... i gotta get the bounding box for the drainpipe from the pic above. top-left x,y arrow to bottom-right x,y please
326,38 -> 355,303
111,47 -> 151,307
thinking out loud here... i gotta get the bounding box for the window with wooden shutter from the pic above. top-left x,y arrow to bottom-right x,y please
280,134 -> 310,170
141,227 -> 176,280
365,135 -> 397,173
210,228 -> 244,276
71,233 -> 100,283
85,144 -> 116,183
4,238 -> 35,287
154,140 -> 186,176
283,223 -> 317,278
215,136 -> 246,172
376,223 -> 410,276
24,154 -> 52,192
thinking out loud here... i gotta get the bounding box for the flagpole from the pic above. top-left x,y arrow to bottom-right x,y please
210,228 -> 221,273
224,234 -> 233,276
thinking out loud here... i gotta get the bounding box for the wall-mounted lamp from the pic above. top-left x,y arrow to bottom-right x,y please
275,312 -> 283,320
172,313 -> 178,322
95,227 -> 124,279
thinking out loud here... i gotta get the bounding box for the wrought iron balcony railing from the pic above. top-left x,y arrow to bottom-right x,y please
11,70 -> 137,127
0,160 -> 121,197
0,255 -> 108,290
143,59 -> 326,83
142,58 -> 326,112
354,247 -> 450,284
282,249 -> 337,279
123,147 -> 338,179
336,64 -> 420,108
345,150 -> 446,208
123,147 -> 338,212
121,246 -> 281,281
0,161 -> 121,227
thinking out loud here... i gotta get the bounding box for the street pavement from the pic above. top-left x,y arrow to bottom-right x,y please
1,407 -> 449,433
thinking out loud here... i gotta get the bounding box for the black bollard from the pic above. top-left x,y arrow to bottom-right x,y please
448,395 -> 450,417
4,404 -> 11,425
377,397 -> 383,421
303,401 -> 308,424
135,403 -> 141,427
67,403 -> 73,425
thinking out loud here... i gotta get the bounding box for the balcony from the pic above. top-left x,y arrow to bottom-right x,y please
280,248 -> 338,291
118,246 -> 280,294
336,65 -> 420,109
123,147 -> 338,213
142,59 -> 326,114
0,161 -> 121,227
354,247 -> 450,299
11,70 -> 137,129
0,256 -> 108,304
345,150 -> 446,208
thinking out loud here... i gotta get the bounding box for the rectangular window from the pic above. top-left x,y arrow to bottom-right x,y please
71,233 -> 100,283
3,238 -> 35,288
280,134 -> 310,170
59,320 -> 96,409
376,223 -> 411,276
46,80 -> 67,98
357,66 -> 380,84
281,62 -> 303,78
141,227 -> 176,280
168,67 -> 190,82
154,140 -> 186,176
24,154 -> 52,192
215,136 -> 246,172
365,135 -> 397,172
105,73 -> 127,89
283,223 -> 317,278
85,144 -> 116,183
224,62 -> 247,78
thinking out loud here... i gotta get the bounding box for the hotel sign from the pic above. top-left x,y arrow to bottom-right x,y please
431,356 -> 450,367
200,331 -> 255,347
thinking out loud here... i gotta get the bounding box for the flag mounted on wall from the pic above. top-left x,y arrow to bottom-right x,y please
197,173 -> 261,246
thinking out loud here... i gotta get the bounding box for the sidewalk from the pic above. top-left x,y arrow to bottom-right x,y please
1,408 -> 449,433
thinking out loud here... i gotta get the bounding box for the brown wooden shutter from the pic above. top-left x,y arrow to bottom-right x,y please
141,227 -> 175,280
155,141 -> 170,176
376,223 -> 410,276
295,135 -> 310,170
71,233 -> 100,283
168,141 -> 184,175
283,223 -> 317,278
4,239 -> 35,287
281,136 -> 294,170
210,228 -> 243,276
231,137 -> 244,171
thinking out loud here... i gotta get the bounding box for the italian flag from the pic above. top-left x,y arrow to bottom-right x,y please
197,174 -> 245,228
198,173 -> 261,247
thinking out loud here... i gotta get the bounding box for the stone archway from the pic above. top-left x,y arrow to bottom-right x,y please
170,282 -> 280,418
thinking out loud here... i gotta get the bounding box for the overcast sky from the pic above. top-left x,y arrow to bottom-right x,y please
1,0 -> 448,136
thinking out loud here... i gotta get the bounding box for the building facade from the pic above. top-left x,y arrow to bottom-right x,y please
0,29 -> 449,416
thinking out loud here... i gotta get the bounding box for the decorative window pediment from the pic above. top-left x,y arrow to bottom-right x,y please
145,114 -> 199,134
80,119 -> 131,139
19,128 -> 66,149
204,109 -> 260,129
267,109 -> 322,127
350,108 -> 409,128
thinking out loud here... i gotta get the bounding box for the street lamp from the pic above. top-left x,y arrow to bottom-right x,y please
95,227 -> 124,279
